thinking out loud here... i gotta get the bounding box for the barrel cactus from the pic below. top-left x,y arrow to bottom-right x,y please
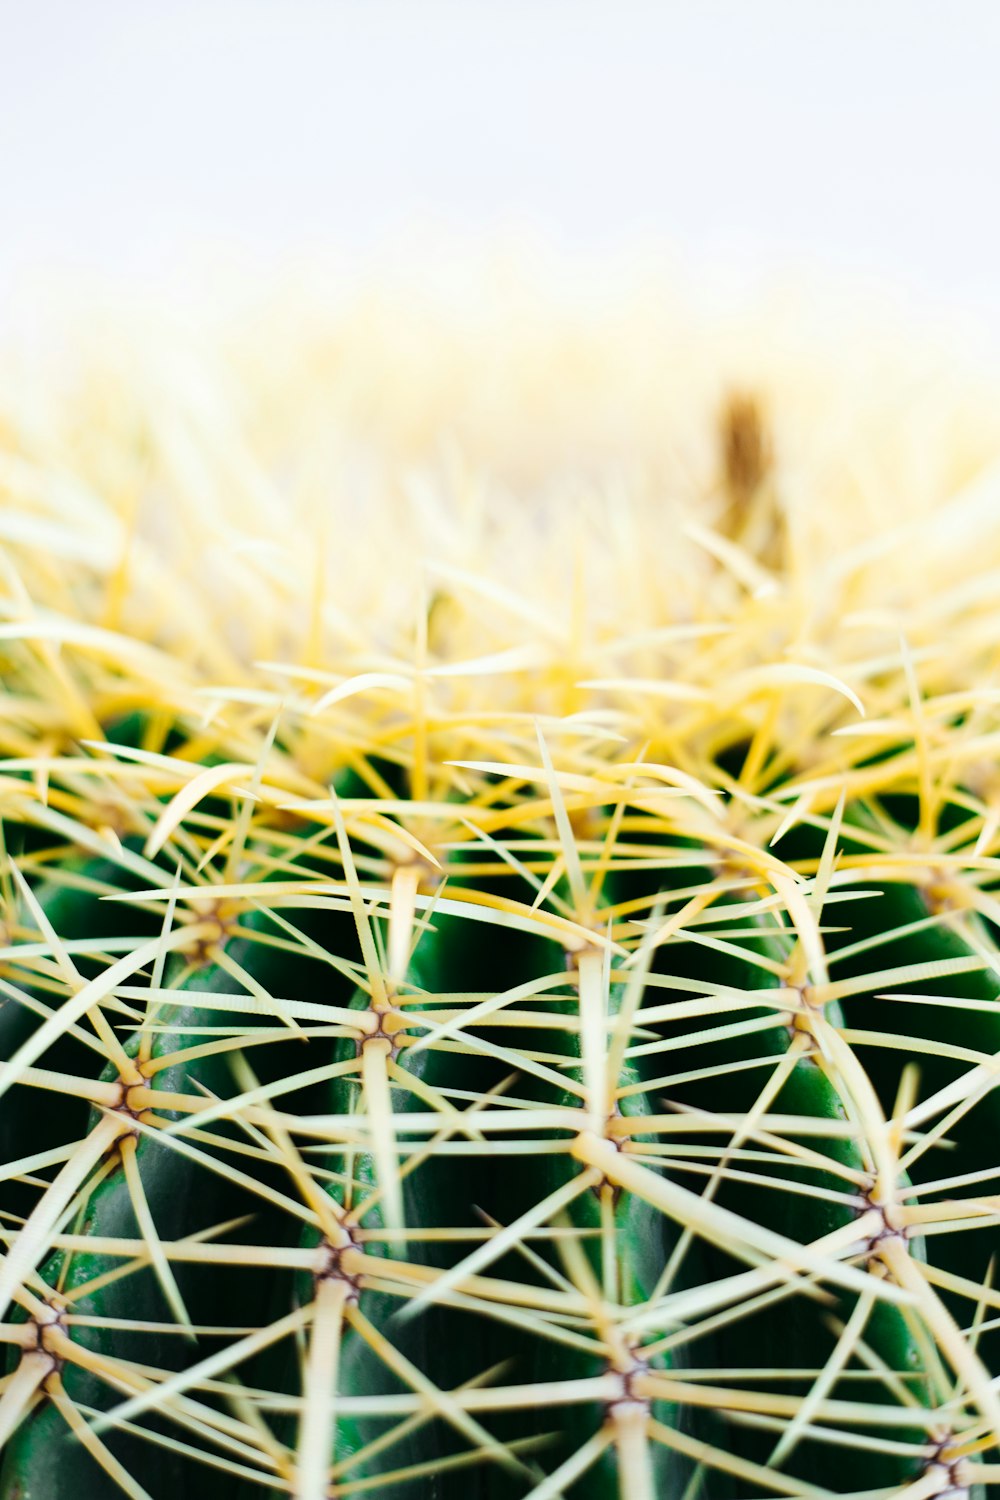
0,287 -> 997,1499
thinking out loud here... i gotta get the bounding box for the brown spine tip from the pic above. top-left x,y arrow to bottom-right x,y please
717,390 -> 785,570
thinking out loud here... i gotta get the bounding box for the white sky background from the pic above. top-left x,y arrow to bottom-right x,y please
2,1 -> 1000,343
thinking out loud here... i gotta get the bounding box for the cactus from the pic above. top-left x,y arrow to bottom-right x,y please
0,290 -> 998,1499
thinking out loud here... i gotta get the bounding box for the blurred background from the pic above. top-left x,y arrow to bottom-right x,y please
2,0 -> 1000,348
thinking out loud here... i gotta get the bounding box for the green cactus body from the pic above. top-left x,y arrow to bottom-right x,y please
614,858 -> 936,1494
0,892 -> 352,1498
823,874 -> 1000,1387
277,894 -> 566,1494
0,785 -> 992,1500
531,1074 -> 696,1498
